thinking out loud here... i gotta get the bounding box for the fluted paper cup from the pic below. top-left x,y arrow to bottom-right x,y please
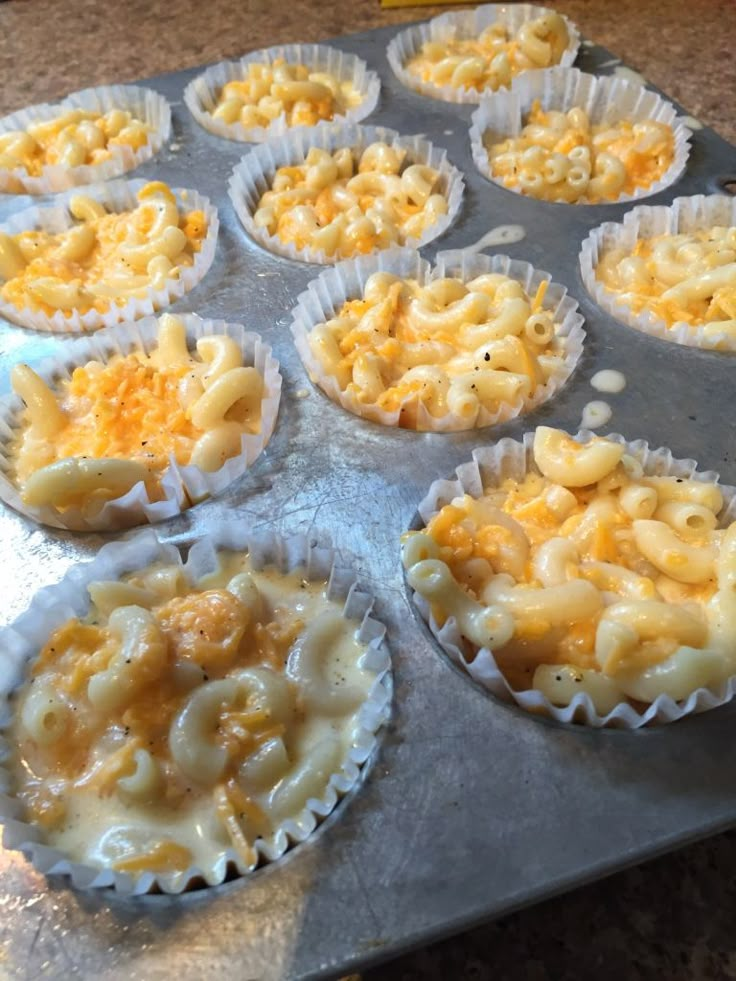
290,246 -> 585,430
470,67 -> 692,205
0,313 -> 281,531
0,525 -> 392,893
408,429 -> 736,728
580,194 -> 736,351
184,43 -> 380,143
0,85 -> 171,195
387,4 -> 580,105
228,123 -> 464,265
0,178 -> 218,333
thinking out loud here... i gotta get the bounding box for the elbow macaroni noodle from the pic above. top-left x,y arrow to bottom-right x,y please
8,551 -> 376,878
304,269 -> 573,429
595,226 -> 736,337
405,11 -> 570,95
403,427 -> 736,716
252,141 -> 449,259
0,108 -> 152,176
485,101 -> 675,204
0,181 -> 207,318
9,314 -> 266,514
210,58 -> 363,130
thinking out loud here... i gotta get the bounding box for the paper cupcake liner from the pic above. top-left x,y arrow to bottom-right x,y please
469,67 -> 692,206
0,313 -> 282,531
184,44 -> 380,144
580,194 -> 736,351
0,525 -> 392,894
387,4 -> 580,106
0,178 -> 219,333
408,429 -> 736,729
290,246 -> 585,431
0,85 -> 171,195
228,123 -> 465,265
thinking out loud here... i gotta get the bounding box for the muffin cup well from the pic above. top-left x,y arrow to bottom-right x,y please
184,43 -> 380,143
0,525 -> 391,893
0,85 -> 171,195
408,429 -> 736,728
290,246 -> 585,431
580,194 -> 736,351
0,179 -> 219,333
228,123 -> 464,265
387,4 -> 580,105
469,67 -> 692,205
0,313 -> 281,531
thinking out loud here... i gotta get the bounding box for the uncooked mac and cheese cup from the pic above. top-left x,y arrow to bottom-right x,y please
580,194 -> 736,351
0,85 -> 171,195
0,525 -> 392,893
387,4 -> 580,105
469,67 -> 692,205
290,246 -> 585,430
228,123 -> 465,265
0,313 -> 281,532
184,43 -> 381,143
403,428 -> 736,729
0,178 -> 218,333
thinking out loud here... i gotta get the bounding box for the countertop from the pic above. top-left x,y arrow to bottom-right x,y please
1,1 -> 735,979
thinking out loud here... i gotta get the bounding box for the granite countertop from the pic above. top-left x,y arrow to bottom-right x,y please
1,1 -> 735,978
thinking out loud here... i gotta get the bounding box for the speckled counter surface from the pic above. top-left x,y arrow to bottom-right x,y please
1,1 -> 736,979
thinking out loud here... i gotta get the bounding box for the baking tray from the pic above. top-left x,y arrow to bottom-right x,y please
1,19 -> 736,981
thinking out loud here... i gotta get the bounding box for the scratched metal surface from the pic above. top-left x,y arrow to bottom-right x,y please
1,21 -> 736,981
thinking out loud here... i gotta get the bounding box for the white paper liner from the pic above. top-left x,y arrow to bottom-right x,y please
387,4 -> 580,106
0,178 -> 219,333
184,44 -> 381,144
580,194 -> 736,351
409,429 -> 736,729
0,313 -> 282,532
469,67 -> 692,206
290,246 -> 585,431
0,85 -> 171,196
0,526 -> 392,893
227,123 -> 465,265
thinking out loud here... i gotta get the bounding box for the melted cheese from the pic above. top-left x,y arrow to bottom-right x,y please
9,555 -> 374,879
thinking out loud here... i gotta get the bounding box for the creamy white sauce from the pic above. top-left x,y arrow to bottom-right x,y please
12,556 -> 374,877
612,66 -> 647,87
581,400 -> 612,429
464,224 -> 526,254
680,115 -> 703,131
590,369 -> 626,394
295,388 -> 310,399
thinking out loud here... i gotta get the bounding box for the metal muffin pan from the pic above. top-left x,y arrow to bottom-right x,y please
1,20 -> 735,981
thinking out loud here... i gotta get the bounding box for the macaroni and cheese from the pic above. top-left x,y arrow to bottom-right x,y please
304,268 -> 573,429
8,314 -> 265,514
7,552 -> 377,878
0,108 -> 153,176
0,182 -> 207,319
252,142 -> 449,259
595,226 -> 736,338
405,11 -> 570,95
485,101 -> 675,204
210,58 -> 363,131
403,427 -> 736,715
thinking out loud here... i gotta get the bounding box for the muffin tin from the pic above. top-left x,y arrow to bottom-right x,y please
1,19 -> 735,981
